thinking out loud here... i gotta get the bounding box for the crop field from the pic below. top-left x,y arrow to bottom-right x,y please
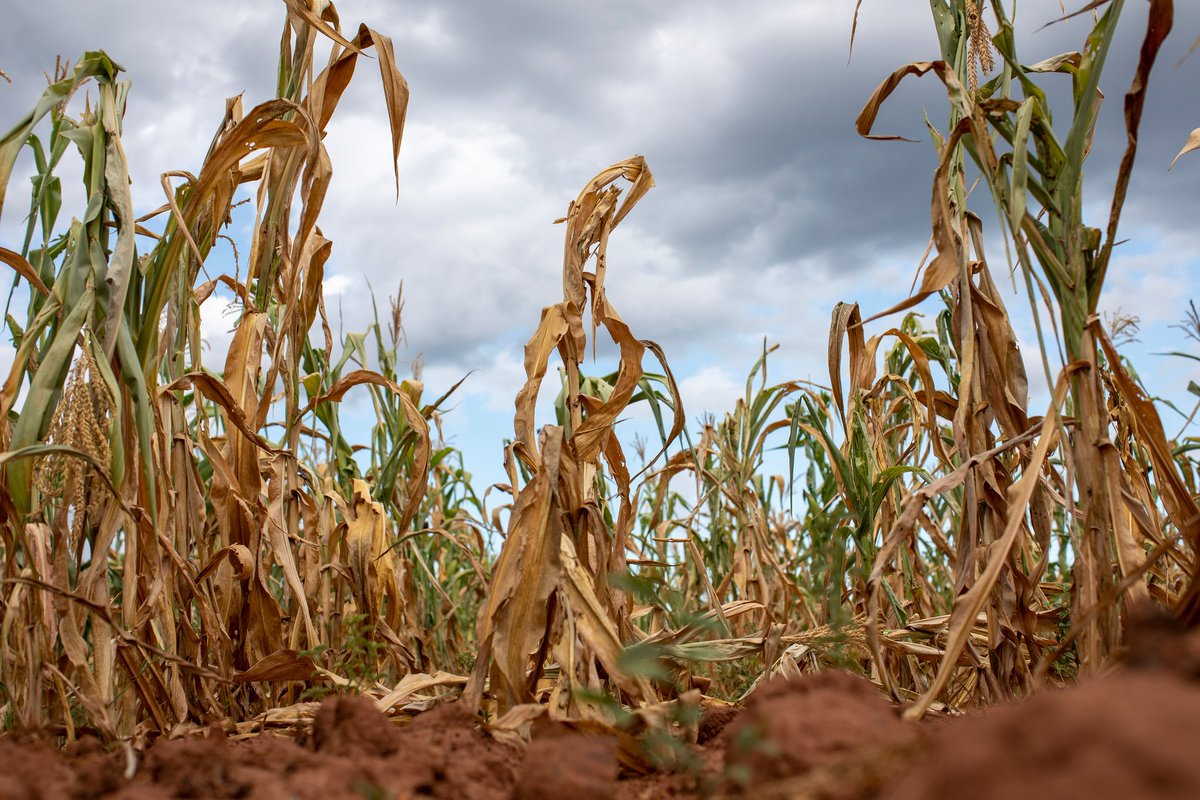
2,0 -> 1200,798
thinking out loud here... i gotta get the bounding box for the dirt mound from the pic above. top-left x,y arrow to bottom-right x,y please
1120,601 -> 1200,678
11,664 -> 1200,799
311,694 -> 399,757
615,733 -> 726,800
696,704 -> 739,745
722,670 -> 917,791
0,698 -> 519,800
398,701 -> 519,799
0,738 -> 80,800
515,731 -> 618,800
140,731 -> 254,799
883,672 -> 1200,800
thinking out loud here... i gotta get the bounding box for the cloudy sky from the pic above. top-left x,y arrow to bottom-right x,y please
3,1 -> 1199,489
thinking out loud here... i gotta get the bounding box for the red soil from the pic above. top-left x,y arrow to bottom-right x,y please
0,697 -> 518,800
883,672 -> 1200,800
7,648 -> 1200,800
722,670 -> 916,788
514,730 -> 617,800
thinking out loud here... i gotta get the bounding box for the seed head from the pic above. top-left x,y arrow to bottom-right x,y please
966,0 -> 996,95
33,344 -> 114,547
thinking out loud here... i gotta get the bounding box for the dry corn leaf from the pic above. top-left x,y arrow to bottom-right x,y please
280,0 -> 361,52
234,649 -> 320,683
466,429 -> 565,713
375,671 -> 468,713
0,246 -> 50,296
362,26 -> 409,197
1169,127 -> 1200,169
558,529 -> 656,704
905,369 -> 1071,719
297,370 -> 430,535
512,304 -> 572,468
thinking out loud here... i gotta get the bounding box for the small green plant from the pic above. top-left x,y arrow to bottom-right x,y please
709,657 -> 762,702
639,700 -> 705,776
301,613 -> 387,701
351,780 -> 387,800
1050,604 -> 1079,681
571,634 -> 709,776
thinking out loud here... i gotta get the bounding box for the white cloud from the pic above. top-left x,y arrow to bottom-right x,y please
322,274 -> 353,297
420,350 -> 528,416
678,366 -> 742,417
4,0 -> 1199,477
1098,239 -> 1198,327
197,291 -> 240,366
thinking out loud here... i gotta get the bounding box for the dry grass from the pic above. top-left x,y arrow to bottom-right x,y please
0,0 -> 1196,758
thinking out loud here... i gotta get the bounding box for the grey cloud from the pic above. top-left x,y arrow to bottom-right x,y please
4,0 -> 1198,383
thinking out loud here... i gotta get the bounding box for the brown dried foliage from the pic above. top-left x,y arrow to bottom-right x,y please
0,0 -> 1197,758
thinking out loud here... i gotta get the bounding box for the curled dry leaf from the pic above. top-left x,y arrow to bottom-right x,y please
233,649 -> 320,683
1169,127 -> 1200,170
